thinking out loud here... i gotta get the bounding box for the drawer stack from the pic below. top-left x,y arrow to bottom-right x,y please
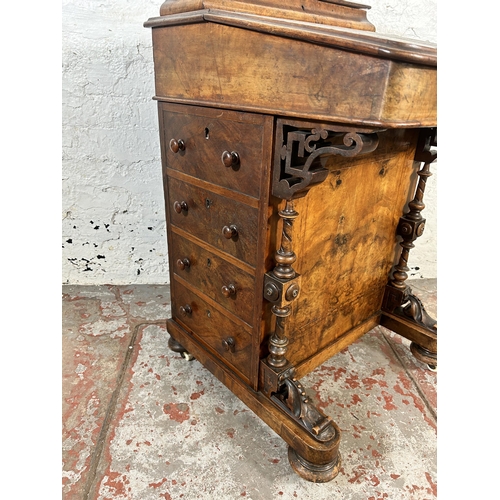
159,102 -> 273,389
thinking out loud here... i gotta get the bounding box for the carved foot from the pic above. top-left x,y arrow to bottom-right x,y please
266,373 -> 341,481
168,336 -> 194,361
288,446 -> 341,483
382,286 -> 437,371
398,293 -> 437,332
410,342 -> 437,371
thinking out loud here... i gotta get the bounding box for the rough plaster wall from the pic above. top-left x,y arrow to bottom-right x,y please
62,0 -> 165,284
62,0 -> 437,285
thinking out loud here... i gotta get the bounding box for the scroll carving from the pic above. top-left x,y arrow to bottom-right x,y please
273,122 -> 379,200
271,377 -> 336,442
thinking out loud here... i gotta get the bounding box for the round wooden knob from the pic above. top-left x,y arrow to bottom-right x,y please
221,284 -> 236,297
169,138 -> 185,153
179,304 -> 192,317
176,258 -> 191,270
173,201 -> 188,214
222,224 -> 238,239
221,151 -> 240,167
222,337 -> 235,352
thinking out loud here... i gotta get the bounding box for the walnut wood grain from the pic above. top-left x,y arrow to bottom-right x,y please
157,0 -> 375,31
161,102 -> 271,199
167,175 -> 260,267
276,128 -> 420,368
150,22 -> 436,128
170,234 -> 256,325
172,279 -> 255,384
147,1 -> 437,482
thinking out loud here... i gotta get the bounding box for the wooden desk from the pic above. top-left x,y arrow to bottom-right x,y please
145,0 -> 437,482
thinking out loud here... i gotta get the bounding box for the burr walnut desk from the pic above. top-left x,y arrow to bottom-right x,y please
145,0 -> 437,482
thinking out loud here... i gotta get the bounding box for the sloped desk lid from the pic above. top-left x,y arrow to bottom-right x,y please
145,1 -> 437,127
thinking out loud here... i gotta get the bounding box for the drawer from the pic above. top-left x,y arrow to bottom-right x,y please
171,236 -> 255,326
172,280 -> 254,383
167,176 -> 259,268
161,102 -> 270,199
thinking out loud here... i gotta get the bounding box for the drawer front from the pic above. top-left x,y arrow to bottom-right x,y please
172,280 -> 253,382
171,236 -> 256,326
167,176 -> 259,268
161,103 -> 267,199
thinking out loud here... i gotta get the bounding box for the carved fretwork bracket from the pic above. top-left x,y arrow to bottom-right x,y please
273,119 -> 380,200
383,128 -> 437,339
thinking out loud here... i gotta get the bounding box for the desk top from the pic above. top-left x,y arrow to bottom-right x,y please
145,1 -> 437,128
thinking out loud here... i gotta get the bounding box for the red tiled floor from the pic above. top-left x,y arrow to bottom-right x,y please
62,280 -> 437,499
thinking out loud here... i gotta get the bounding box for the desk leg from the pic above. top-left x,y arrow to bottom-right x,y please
261,200 -> 341,482
382,128 -> 437,368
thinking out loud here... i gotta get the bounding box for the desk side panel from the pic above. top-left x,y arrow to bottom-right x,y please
283,128 -> 420,370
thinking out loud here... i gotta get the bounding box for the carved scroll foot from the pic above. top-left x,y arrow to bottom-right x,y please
261,369 -> 341,482
168,336 -> 194,361
288,446 -> 341,483
397,293 -> 437,332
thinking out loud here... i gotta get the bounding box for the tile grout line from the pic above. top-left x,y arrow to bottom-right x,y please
82,319 -> 167,500
379,328 -> 437,423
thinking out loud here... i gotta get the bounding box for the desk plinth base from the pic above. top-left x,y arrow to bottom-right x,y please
166,318 -> 341,482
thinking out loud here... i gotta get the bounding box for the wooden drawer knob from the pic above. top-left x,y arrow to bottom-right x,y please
173,201 -> 188,214
221,151 -> 240,167
179,304 -> 192,317
221,284 -> 236,297
222,337 -> 235,352
169,138 -> 185,153
222,224 -> 238,239
176,258 -> 191,270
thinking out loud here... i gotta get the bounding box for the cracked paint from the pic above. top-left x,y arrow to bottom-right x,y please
63,280 -> 436,499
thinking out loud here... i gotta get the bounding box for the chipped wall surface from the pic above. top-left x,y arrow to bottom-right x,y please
62,0 -> 437,285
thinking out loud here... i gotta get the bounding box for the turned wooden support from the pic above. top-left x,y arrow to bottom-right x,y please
385,128 -> 437,309
265,200 -> 300,368
273,202 -> 299,280
382,128 -> 437,367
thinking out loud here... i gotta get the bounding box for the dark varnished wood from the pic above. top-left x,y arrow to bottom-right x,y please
161,102 -> 270,199
166,316 -> 341,475
170,235 -> 256,325
171,279 -> 255,385
167,175 -> 260,267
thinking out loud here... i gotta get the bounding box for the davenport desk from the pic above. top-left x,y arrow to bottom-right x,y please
144,0 -> 437,482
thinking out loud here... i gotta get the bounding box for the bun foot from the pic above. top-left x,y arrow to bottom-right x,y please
288,446 -> 341,483
168,336 -> 194,361
410,342 -> 436,370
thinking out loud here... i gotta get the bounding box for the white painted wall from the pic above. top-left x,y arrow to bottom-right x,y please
62,0 -> 437,285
